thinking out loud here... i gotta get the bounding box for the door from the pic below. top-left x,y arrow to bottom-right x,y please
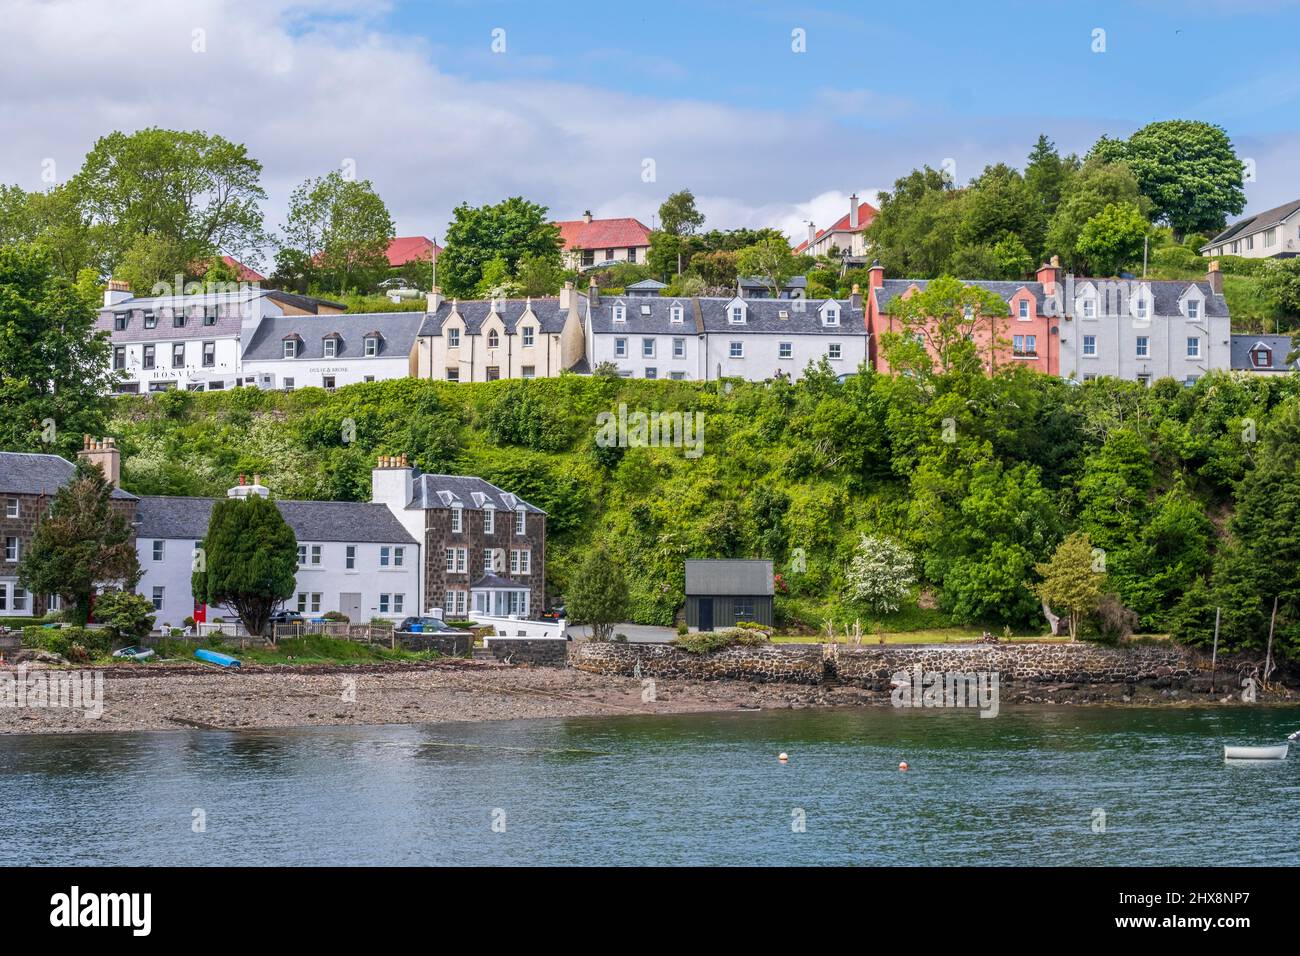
340,593 -> 362,623
698,598 -> 713,632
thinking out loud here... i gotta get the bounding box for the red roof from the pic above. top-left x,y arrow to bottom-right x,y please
189,255 -> 264,282
386,235 -> 441,267
793,200 -> 878,254
554,217 -> 652,251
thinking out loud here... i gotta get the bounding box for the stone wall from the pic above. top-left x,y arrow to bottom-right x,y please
572,641 -> 1204,687
487,638 -> 569,667
398,632 -> 472,656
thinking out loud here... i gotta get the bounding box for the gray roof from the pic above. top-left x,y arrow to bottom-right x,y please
685,559 -> 774,596
873,278 -> 1229,319
1204,198 -> 1300,248
242,311 -> 424,361
470,573 -> 529,590
0,452 -> 136,499
1230,334 -> 1300,371
417,297 -> 586,337
407,474 -> 544,514
625,279 -> 667,290
590,296 -> 702,335
136,496 -> 417,543
97,290 -> 345,343
737,275 -> 807,290
698,297 -> 862,335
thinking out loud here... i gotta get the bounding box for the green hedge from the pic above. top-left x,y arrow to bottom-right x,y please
21,625 -> 119,660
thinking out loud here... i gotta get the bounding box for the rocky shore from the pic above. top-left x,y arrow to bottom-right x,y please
1,654 -> 1295,736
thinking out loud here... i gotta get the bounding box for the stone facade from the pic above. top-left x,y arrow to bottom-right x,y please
398,631 -> 472,656
488,638 -> 569,667
572,641 -> 1203,687
424,507 -> 546,619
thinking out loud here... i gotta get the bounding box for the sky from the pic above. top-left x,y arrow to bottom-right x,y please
1,0 -> 1298,265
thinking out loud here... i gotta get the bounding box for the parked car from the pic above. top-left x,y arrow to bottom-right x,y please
540,604 -> 566,621
397,616 -> 455,633
268,610 -> 305,626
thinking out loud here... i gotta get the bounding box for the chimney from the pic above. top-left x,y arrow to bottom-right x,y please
868,259 -> 884,290
1036,257 -> 1061,295
849,193 -> 860,230
427,286 -> 444,313
850,283 -> 862,311
371,453 -> 417,511
559,280 -> 574,311
588,276 -> 600,307
226,472 -> 269,499
1207,259 -> 1223,294
806,221 -> 817,245
103,279 -> 132,308
582,210 -> 593,225
77,435 -> 121,489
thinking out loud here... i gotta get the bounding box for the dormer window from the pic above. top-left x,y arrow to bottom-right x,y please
487,330 -> 499,349
447,327 -> 460,348
203,307 -> 218,326
144,311 -> 157,329
1018,300 -> 1030,319
323,337 -> 337,358
173,308 -> 186,328
364,335 -> 379,356
823,307 -> 839,326
670,305 -> 684,323
283,338 -> 298,359
612,304 -> 626,322
1134,296 -> 1148,320
1251,347 -> 1273,369
729,306 -> 745,324
963,305 -> 974,320
1081,298 -> 1096,319
640,304 -> 651,315
113,313 -> 128,331
1187,299 -> 1200,320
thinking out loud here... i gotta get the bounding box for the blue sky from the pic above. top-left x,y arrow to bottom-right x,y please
2,0 -> 1297,251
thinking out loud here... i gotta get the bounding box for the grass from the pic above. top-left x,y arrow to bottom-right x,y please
771,628 -> 1059,645
147,634 -> 441,665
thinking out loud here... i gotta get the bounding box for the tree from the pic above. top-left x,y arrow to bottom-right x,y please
1032,532 -> 1105,640
1088,121 -> 1245,239
566,544 -> 630,642
16,459 -> 139,625
1075,201 -> 1149,277
93,589 -> 157,643
1045,160 -> 1148,273
515,252 -> 566,296
1260,258 -> 1300,319
878,276 -> 1009,375
735,237 -> 800,299
689,249 -> 739,291
863,166 -> 966,277
438,197 -> 562,298
1024,134 -> 1077,220
193,495 -> 298,637
657,189 -> 705,274
281,171 -> 394,293
115,232 -> 187,294
0,244 -> 116,453
958,163 -> 1046,263
845,535 -> 916,613
71,128 -> 268,273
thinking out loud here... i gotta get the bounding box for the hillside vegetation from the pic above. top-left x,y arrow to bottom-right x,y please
107,364 -> 1300,652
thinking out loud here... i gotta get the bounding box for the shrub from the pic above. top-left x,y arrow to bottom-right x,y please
676,622 -> 689,636
21,625 -> 117,658
1090,593 -> 1138,644
323,610 -> 350,623
672,627 -> 770,654
93,590 -> 156,643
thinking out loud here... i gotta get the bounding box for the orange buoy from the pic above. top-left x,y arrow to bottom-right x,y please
899,761 -> 909,771
778,752 -> 789,762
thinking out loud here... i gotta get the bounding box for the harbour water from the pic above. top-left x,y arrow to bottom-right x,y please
2,706 -> 1297,866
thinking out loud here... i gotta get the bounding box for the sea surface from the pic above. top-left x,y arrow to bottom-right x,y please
2,706 -> 1297,865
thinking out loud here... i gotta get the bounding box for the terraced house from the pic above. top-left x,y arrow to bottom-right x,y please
240,310 -> 424,391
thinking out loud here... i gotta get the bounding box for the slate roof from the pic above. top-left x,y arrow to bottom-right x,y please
685,559 -> 774,596
698,297 -> 862,335
97,290 -> 345,343
554,217 -> 652,251
416,297 -> 585,337
1204,198 -> 1300,248
406,474 -> 544,514
470,572 -> 529,590
242,310 -> 424,361
872,278 -> 1229,319
0,452 -> 137,499
135,496 -> 417,543
625,278 -> 668,291
737,275 -> 807,291
1230,334 -> 1300,371
589,296 -> 702,335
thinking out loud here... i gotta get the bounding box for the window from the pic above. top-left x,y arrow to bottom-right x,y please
345,545 -> 356,570
823,307 -> 839,326
1245,235 -> 1254,251
392,547 -> 404,567
827,343 -> 842,360
379,593 -> 391,613
672,337 -> 685,359
1265,227 -> 1277,247
1018,300 -> 1030,319
283,377 -> 294,391
1134,297 -> 1148,320
779,342 -> 793,360
729,306 -> 745,324
581,249 -> 595,267
604,249 -> 614,261
645,367 -> 657,379
144,311 -> 157,329
283,339 -> 298,359
298,544 -> 321,567
380,546 -> 392,567
152,540 -> 164,561
1081,298 -> 1096,319
486,366 -> 500,381
1137,373 -> 1151,386
642,338 -> 655,358
451,507 -> 463,533
446,367 -> 459,382
173,308 -> 186,328
447,327 -> 460,348
1187,336 -> 1200,358
487,330 -> 499,348
323,337 -> 337,358
113,347 -> 126,370
114,313 -> 128,331
1135,336 -> 1149,358
11,586 -> 26,611
4,536 -> 18,562
1187,299 -> 1200,320
515,508 -> 526,535
310,593 -> 322,613
142,345 -> 155,369
203,307 -> 218,327
669,371 -> 686,380
483,548 -> 499,572
172,343 -> 185,368
365,336 -> 379,356
1251,347 -> 1273,369
522,326 -> 534,347
444,589 -> 467,616
393,594 -> 404,614
1185,375 -> 1199,387
152,587 -> 164,611
1013,334 -> 1037,357
734,598 -> 755,620
510,549 -> 532,575
963,305 -> 973,320
627,247 -> 637,263
612,305 -> 626,323
297,592 -> 308,613
1082,335 -> 1097,357
729,341 -> 744,359
670,305 -> 683,323
444,547 -> 467,573
202,342 -> 215,367
614,338 -> 627,358
5,498 -> 17,518
484,508 -> 495,534
322,376 -> 336,391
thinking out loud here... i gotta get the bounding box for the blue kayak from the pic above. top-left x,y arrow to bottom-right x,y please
195,648 -> 241,668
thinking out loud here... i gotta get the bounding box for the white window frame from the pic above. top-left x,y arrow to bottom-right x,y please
1135,337 -> 1150,359
1186,337 -> 1201,358
1082,335 -> 1097,357
447,327 -> 460,348
778,342 -> 793,360
729,341 -> 744,359
152,539 -> 164,561
642,338 -> 655,358
515,508 -> 526,535
450,506 -> 463,533
827,343 -> 842,360
614,338 -> 627,358
483,507 -> 495,534
323,337 -> 337,358
522,326 -> 534,347
283,339 -> 298,359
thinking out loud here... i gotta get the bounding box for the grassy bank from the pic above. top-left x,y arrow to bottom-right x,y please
148,634 -> 443,665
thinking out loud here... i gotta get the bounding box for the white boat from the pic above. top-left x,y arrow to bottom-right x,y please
1224,744 -> 1288,760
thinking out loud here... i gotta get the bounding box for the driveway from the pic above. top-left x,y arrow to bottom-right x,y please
564,623 -> 678,644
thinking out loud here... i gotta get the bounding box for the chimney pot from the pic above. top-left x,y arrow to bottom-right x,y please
1207,259 -> 1223,294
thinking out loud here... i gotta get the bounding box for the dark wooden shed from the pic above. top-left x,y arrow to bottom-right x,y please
684,559 -> 774,631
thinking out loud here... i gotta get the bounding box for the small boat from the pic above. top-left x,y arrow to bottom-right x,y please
111,646 -> 155,661
1224,744 -> 1288,760
194,648 -> 241,668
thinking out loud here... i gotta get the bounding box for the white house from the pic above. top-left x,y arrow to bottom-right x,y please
586,293 -> 704,379
1201,198 -> 1300,259
96,281 -> 345,393
241,310 -> 424,391
134,478 -> 420,627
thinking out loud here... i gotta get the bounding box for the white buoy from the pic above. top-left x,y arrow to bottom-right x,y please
899,761 -> 909,772
778,752 -> 789,763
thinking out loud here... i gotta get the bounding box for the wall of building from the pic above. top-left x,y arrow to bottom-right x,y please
243,354 -> 414,390
590,330 -> 704,379
421,507 -> 546,619
703,332 -> 867,381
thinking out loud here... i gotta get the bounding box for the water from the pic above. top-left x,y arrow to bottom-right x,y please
2,706 -> 1298,866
